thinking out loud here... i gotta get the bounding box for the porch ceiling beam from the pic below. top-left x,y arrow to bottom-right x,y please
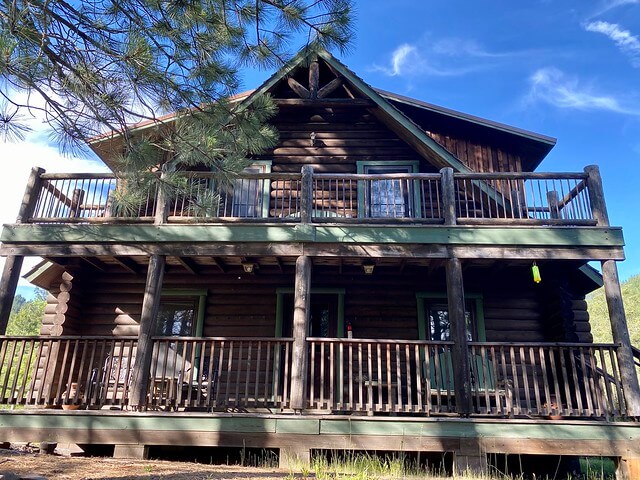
0,243 -> 625,261
211,257 -> 226,273
274,257 -> 284,273
81,256 -> 107,272
176,256 -> 199,275
112,256 -> 141,275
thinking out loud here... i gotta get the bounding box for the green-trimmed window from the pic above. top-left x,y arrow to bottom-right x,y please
157,290 -> 207,337
357,161 -> 420,218
231,161 -> 272,218
416,293 -> 485,342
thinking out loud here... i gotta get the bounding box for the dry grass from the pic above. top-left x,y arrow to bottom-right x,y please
0,449 -> 284,480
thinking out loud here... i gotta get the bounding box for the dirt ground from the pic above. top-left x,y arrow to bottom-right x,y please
0,448 -> 287,480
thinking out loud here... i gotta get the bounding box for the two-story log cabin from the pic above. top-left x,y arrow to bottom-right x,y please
1,47 -> 639,476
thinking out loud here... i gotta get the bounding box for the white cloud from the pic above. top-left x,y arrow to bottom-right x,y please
526,67 -> 640,115
431,38 -> 516,58
371,44 -> 424,77
585,21 -> 640,66
370,40 -> 493,78
589,0 -> 640,18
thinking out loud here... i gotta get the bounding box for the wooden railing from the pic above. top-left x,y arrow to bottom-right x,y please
0,336 -> 137,408
306,338 -> 455,414
23,167 -> 603,226
311,173 -> 442,221
306,338 -> 625,419
454,173 -> 595,225
148,337 -> 293,411
0,336 -> 624,419
468,342 -> 625,419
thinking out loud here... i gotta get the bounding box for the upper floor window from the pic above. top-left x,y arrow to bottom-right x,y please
357,161 -> 420,218
229,161 -> 272,218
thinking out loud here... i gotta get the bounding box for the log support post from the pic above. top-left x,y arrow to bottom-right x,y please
446,257 -> 473,416
441,167 -> 457,226
547,190 -> 560,219
585,165 -> 640,417
129,254 -> 166,410
602,259 -> 640,417
0,166 -> 44,334
289,255 -> 312,411
300,166 -> 314,224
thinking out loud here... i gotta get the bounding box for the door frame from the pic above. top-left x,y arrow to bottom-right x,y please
275,287 -> 346,339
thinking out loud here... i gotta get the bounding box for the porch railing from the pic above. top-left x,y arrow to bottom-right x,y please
454,173 -> 594,225
0,336 -> 137,408
468,342 -> 625,419
306,338 -> 625,419
306,338 -> 455,414
23,167 -> 602,226
0,336 -> 624,419
148,337 -> 293,411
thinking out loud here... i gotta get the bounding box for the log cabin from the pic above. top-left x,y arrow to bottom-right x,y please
0,47 -> 639,476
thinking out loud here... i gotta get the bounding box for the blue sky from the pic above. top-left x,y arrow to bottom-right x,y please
1,0 -> 640,285
340,0 -> 640,281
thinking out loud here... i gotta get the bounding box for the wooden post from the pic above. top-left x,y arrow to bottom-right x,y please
547,191 -> 560,219
70,188 -> 85,218
446,257 -> 472,416
601,259 -> 640,417
300,166 -> 314,224
0,256 -> 24,334
289,255 -> 312,411
129,254 -> 166,409
154,170 -> 170,225
0,167 -> 44,334
441,167 -> 456,226
584,165 -> 640,416
584,165 -> 609,226
309,59 -> 320,99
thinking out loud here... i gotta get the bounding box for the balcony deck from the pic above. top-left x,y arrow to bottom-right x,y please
0,167 -> 625,261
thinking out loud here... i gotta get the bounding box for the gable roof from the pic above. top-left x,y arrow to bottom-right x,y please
89,45 -> 555,173
238,46 -> 474,173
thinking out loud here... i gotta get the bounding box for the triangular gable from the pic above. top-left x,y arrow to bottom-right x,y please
237,45 -> 472,174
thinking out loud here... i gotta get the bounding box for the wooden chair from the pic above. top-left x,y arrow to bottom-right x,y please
425,352 -> 513,414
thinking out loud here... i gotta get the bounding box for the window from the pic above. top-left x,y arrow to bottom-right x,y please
156,290 -> 207,337
357,161 -> 420,218
231,161 -> 271,218
416,293 -> 485,342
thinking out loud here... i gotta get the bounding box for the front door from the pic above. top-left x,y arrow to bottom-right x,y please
282,293 -> 341,409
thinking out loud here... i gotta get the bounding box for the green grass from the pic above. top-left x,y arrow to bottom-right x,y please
285,452 -> 617,480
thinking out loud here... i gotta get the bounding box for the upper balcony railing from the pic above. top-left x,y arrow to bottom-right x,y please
21,166 -> 606,227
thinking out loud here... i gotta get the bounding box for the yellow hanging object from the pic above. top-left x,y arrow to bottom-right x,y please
532,262 -> 541,283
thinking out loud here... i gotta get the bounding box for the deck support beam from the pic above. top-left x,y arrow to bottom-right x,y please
586,165 -> 640,417
0,255 -> 24,334
0,166 -> 44,334
446,257 -> 473,416
290,255 -> 312,411
129,254 -> 166,409
602,259 -> 640,417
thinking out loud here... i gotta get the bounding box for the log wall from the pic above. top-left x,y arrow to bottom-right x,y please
42,265 -> 590,345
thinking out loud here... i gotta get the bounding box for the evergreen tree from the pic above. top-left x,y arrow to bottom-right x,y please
0,1 -> 353,204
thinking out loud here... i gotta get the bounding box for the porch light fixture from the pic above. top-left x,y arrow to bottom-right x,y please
362,262 -> 375,275
242,262 -> 258,274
